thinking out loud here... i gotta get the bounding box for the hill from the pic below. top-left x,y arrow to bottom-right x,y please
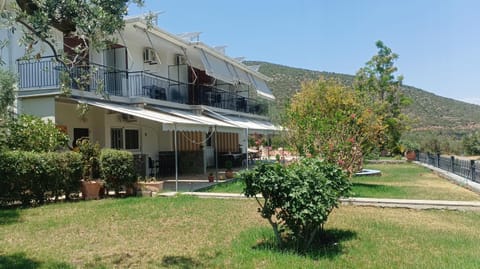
248,61 -> 480,131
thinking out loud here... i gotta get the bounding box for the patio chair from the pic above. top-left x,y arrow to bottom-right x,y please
148,157 -> 159,178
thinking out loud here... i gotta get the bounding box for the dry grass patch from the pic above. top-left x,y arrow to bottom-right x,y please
0,196 -> 263,268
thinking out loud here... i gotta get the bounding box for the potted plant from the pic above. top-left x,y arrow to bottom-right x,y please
135,177 -> 164,194
401,140 -> 419,162
134,182 -> 152,197
224,160 -> 234,179
77,138 -> 103,200
208,172 -> 215,182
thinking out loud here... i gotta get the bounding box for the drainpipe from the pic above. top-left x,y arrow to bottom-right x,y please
245,127 -> 249,170
215,125 -> 218,182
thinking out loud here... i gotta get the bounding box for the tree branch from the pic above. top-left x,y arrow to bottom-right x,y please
15,18 -> 69,71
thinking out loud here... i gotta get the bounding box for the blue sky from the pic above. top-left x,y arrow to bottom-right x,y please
129,0 -> 480,104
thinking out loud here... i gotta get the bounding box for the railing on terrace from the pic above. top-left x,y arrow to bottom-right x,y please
194,85 -> 268,115
416,152 -> 480,183
17,57 -> 267,115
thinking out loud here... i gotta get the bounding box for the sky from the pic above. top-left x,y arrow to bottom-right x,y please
128,0 -> 480,105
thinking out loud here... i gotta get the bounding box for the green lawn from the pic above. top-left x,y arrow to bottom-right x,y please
353,163 -> 480,200
1,197 -> 480,268
205,163 -> 480,201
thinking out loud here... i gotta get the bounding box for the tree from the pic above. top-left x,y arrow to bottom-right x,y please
0,69 -> 15,117
0,69 -> 16,150
1,0 -> 145,92
354,41 -> 410,154
284,78 -> 384,174
462,132 -> 480,155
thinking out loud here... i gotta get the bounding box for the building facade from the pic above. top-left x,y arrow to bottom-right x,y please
1,14 -> 278,177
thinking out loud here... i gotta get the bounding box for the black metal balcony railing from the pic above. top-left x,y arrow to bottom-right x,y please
17,57 -> 267,115
194,85 -> 267,115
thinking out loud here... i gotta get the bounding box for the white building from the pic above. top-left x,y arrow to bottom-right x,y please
1,13 -> 278,178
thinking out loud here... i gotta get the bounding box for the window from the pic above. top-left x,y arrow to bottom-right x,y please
73,128 -> 89,147
111,128 -> 123,149
111,128 -> 140,150
125,129 -> 139,150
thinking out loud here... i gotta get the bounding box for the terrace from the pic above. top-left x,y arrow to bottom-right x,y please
17,56 -> 269,116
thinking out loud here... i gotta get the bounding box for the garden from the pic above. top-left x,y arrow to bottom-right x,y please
1,194 -> 480,268
0,115 -> 138,207
1,23 -> 480,268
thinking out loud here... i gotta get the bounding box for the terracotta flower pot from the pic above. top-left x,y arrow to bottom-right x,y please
225,170 -> 234,179
406,151 -> 416,161
135,181 -> 164,193
208,175 -> 215,182
81,181 -> 102,200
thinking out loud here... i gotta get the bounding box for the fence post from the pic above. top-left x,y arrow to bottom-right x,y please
436,153 -> 440,167
470,160 -> 475,181
451,156 -> 455,173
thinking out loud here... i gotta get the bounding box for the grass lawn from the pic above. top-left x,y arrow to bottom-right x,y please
353,163 -> 480,200
204,163 -> 480,201
1,196 -> 480,268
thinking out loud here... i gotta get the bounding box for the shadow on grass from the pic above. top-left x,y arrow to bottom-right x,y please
0,252 -> 72,269
253,228 -> 357,260
161,255 -> 203,269
0,209 -> 20,225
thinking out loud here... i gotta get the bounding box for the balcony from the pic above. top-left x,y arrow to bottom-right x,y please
17,57 -> 268,116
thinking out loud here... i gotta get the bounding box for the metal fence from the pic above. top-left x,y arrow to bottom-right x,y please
416,152 -> 480,183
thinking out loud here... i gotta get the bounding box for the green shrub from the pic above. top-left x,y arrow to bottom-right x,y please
54,151 -> 83,200
77,138 -> 101,179
0,151 -> 25,205
242,158 -> 351,251
100,149 -> 136,195
3,114 -> 68,152
0,151 -> 82,206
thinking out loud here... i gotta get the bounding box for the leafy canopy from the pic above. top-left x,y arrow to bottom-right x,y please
0,69 -> 16,149
2,114 -> 68,152
354,41 -> 411,154
285,78 -> 384,174
5,0 -> 144,62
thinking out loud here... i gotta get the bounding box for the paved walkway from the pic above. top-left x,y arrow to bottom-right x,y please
158,192 -> 480,211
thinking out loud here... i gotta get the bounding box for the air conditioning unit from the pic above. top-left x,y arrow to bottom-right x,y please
120,114 -> 137,122
175,54 -> 186,65
143,47 -> 158,64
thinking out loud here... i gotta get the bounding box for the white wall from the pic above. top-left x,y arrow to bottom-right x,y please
120,24 -> 187,81
55,101 -> 105,146
0,24 -> 63,70
20,96 -> 56,122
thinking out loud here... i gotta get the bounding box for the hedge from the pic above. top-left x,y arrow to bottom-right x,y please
0,151 -> 83,206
